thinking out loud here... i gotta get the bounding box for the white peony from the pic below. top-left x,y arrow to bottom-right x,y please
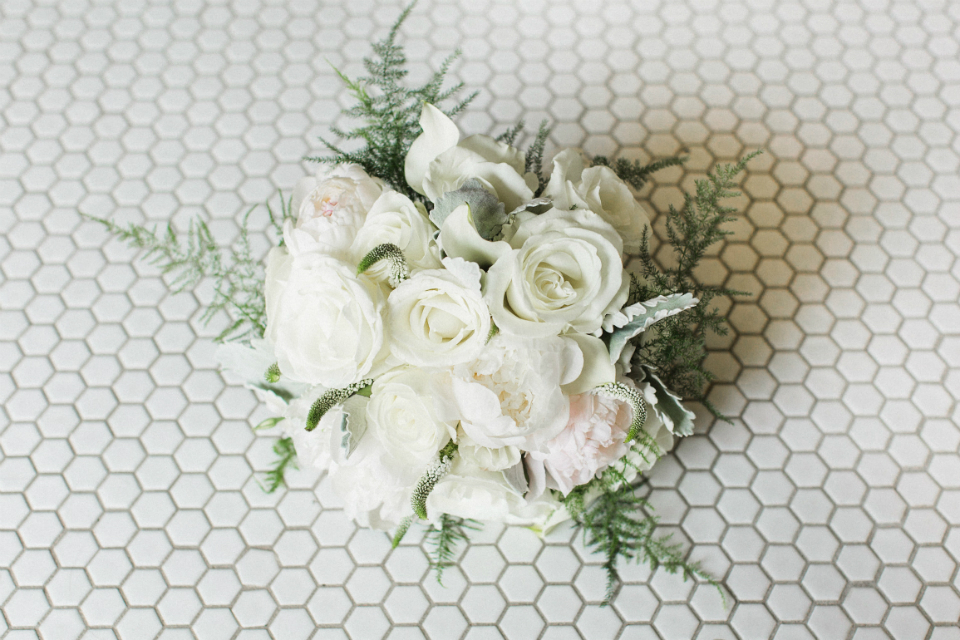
404,103 -> 538,210
544,149 -> 652,255
540,391 -> 633,495
444,333 -> 581,452
484,208 -> 629,337
329,429 -> 412,530
386,257 -> 491,368
367,366 -> 456,476
265,251 -> 385,387
349,191 -> 442,286
285,163 -> 384,259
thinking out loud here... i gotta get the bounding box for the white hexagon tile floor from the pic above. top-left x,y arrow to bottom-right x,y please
1,0 -> 959,639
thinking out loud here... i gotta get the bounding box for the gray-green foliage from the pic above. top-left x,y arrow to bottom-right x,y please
430,179 -> 507,240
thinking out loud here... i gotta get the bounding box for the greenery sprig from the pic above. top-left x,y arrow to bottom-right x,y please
425,514 -> 480,586
260,436 -> 298,494
628,151 -> 762,418
307,2 -> 476,201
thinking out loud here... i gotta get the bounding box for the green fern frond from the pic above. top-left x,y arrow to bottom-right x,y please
626,151 -> 761,418
425,514 -> 480,585
260,436 -> 298,494
308,2 -> 477,201
84,205 -> 269,343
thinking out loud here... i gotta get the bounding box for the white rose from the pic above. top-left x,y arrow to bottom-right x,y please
285,163 -> 384,259
367,366 -> 456,476
386,257 -> 491,368
544,149 -> 652,254
484,208 -> 629,337
349,191 -> 443,287
266,252 -> 385,387
404,103 -> 538,210
445,333 -> 581,452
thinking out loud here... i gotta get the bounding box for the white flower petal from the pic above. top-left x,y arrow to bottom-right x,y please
405,103 -> 460,195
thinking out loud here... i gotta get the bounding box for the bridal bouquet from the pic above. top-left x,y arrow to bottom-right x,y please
93,5 -> 756,602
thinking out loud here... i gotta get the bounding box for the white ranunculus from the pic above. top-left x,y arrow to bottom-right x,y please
285,163 -> 384,259
544,149 -> 652,255
405,103 -> 538,210
350,191 -> 442,286
386,257 -> 491,368
265,251 -> 385,387
484,208 -> 629,337
446,334 -> 581,453
367,366 -> 456,476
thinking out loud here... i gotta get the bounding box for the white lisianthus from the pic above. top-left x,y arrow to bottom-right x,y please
544,149 -> 652,255
285,163 -> 384,259
484,208 -> 629,337
350,191 -> 442,286
446,334 -> 581,452
367,366 -> 456,476
404,103 -> 538,210
386,257 -> 491,368
265,251 -> 385,387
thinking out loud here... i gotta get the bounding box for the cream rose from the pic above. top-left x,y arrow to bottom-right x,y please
285,163 -> 384,259
484,208 -> 629,337
544,149 -> 652,254
349,191 -> 442,286
367,366 -> 456,475
265,251 -> 385,387
386,257 -> 491,368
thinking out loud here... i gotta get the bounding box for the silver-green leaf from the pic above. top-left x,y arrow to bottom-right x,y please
430,179 -> 507,240
605,293 -> 699,363
638,365 -> 696,437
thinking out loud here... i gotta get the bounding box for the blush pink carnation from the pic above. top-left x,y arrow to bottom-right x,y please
541,392 -> 633,495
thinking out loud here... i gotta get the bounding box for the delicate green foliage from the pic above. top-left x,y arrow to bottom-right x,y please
305,379 -> 374,432
592,382 -> 648,444
592,154 -> 687,190
485,321 -> 499,344
309,2 -> 476,200
525,120 -> 552,196
495,119 -> 525,146
260,437 -> 298,493
85,208 -> 268,343
412,441 -> 458,520
392,516 -> 414,548
629,151 -> 762,419
425,514 -> 480,585
357,243 -> 410,286
265,190 -> 295,239
567,476 -> 721,605
254,416 -> 284,431
264,363 -> 281,384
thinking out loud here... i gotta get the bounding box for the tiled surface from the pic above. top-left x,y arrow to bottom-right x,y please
1,0 -> 959,638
